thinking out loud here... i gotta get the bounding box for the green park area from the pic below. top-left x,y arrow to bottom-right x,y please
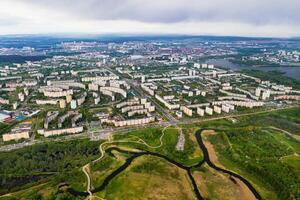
0,107 -> 299,200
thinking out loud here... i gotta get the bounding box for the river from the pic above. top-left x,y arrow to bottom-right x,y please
206,58 -> 300,80
67,130 -> 261,200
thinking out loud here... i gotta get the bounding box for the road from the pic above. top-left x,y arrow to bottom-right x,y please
0,106 -> 296,152
106,65 -> 177,124
125,78 -> 178,124
17,86 -> 38,111
267,126 -> 300,142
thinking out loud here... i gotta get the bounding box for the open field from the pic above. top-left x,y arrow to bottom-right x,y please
98,155 -> 196,200
193,164 -> 256,200
89,150 -> 127,190
113,127 -> 203,166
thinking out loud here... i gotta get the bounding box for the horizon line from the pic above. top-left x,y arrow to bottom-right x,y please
0,33 -> 299,40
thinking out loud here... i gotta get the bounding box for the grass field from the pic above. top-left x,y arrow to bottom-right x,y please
98,155 -> 196,200
113,127 -> 203,166
90,150 -> 127,190
193,164 -> 255,200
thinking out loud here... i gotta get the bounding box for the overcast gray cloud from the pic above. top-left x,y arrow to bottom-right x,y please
0,0 -> 300,36
21,0 -> 300,24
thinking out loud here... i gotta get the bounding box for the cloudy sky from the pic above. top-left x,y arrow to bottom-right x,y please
0,0 -> 300,37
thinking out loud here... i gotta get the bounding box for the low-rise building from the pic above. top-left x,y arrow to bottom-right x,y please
2,124 -> 31,142
3,130 -> 30,142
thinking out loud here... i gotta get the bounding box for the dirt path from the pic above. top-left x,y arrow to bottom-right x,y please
82,164 -> 92,199
82,125 -> 175,199
201,130 -> 224,168
232,177 -> 257,200
269,126 -> 300,142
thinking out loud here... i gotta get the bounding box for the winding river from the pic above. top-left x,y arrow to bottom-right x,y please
68,129 -> 262,200
195,130 -> 262,200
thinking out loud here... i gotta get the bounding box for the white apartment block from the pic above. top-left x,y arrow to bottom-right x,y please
81,76 -> 119,82
141,83 -> 155,96
107,116 -> 155,127
255,88 -> 261,97
155,95 -> 180,110
39,126 -> 84,137
262,90 -> 271,100
274,95 -> 300,101
213,101 -> 263,108
71,100 -> 77,109
205,107 -> 213,115
121,105 -> 144,113
221,104 -> 230,113
116,99 -> 140,108
94,97 -> 101,105
197,107 -> 205,116
36,99 -> 60,105
88,83 -> 99,91
128,109 -> 148,117
43,90 -> 73,98
100,87 -> 127,98
101,89 -> 115,101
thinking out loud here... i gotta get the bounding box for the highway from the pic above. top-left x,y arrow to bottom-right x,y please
125,77 -> 178,124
